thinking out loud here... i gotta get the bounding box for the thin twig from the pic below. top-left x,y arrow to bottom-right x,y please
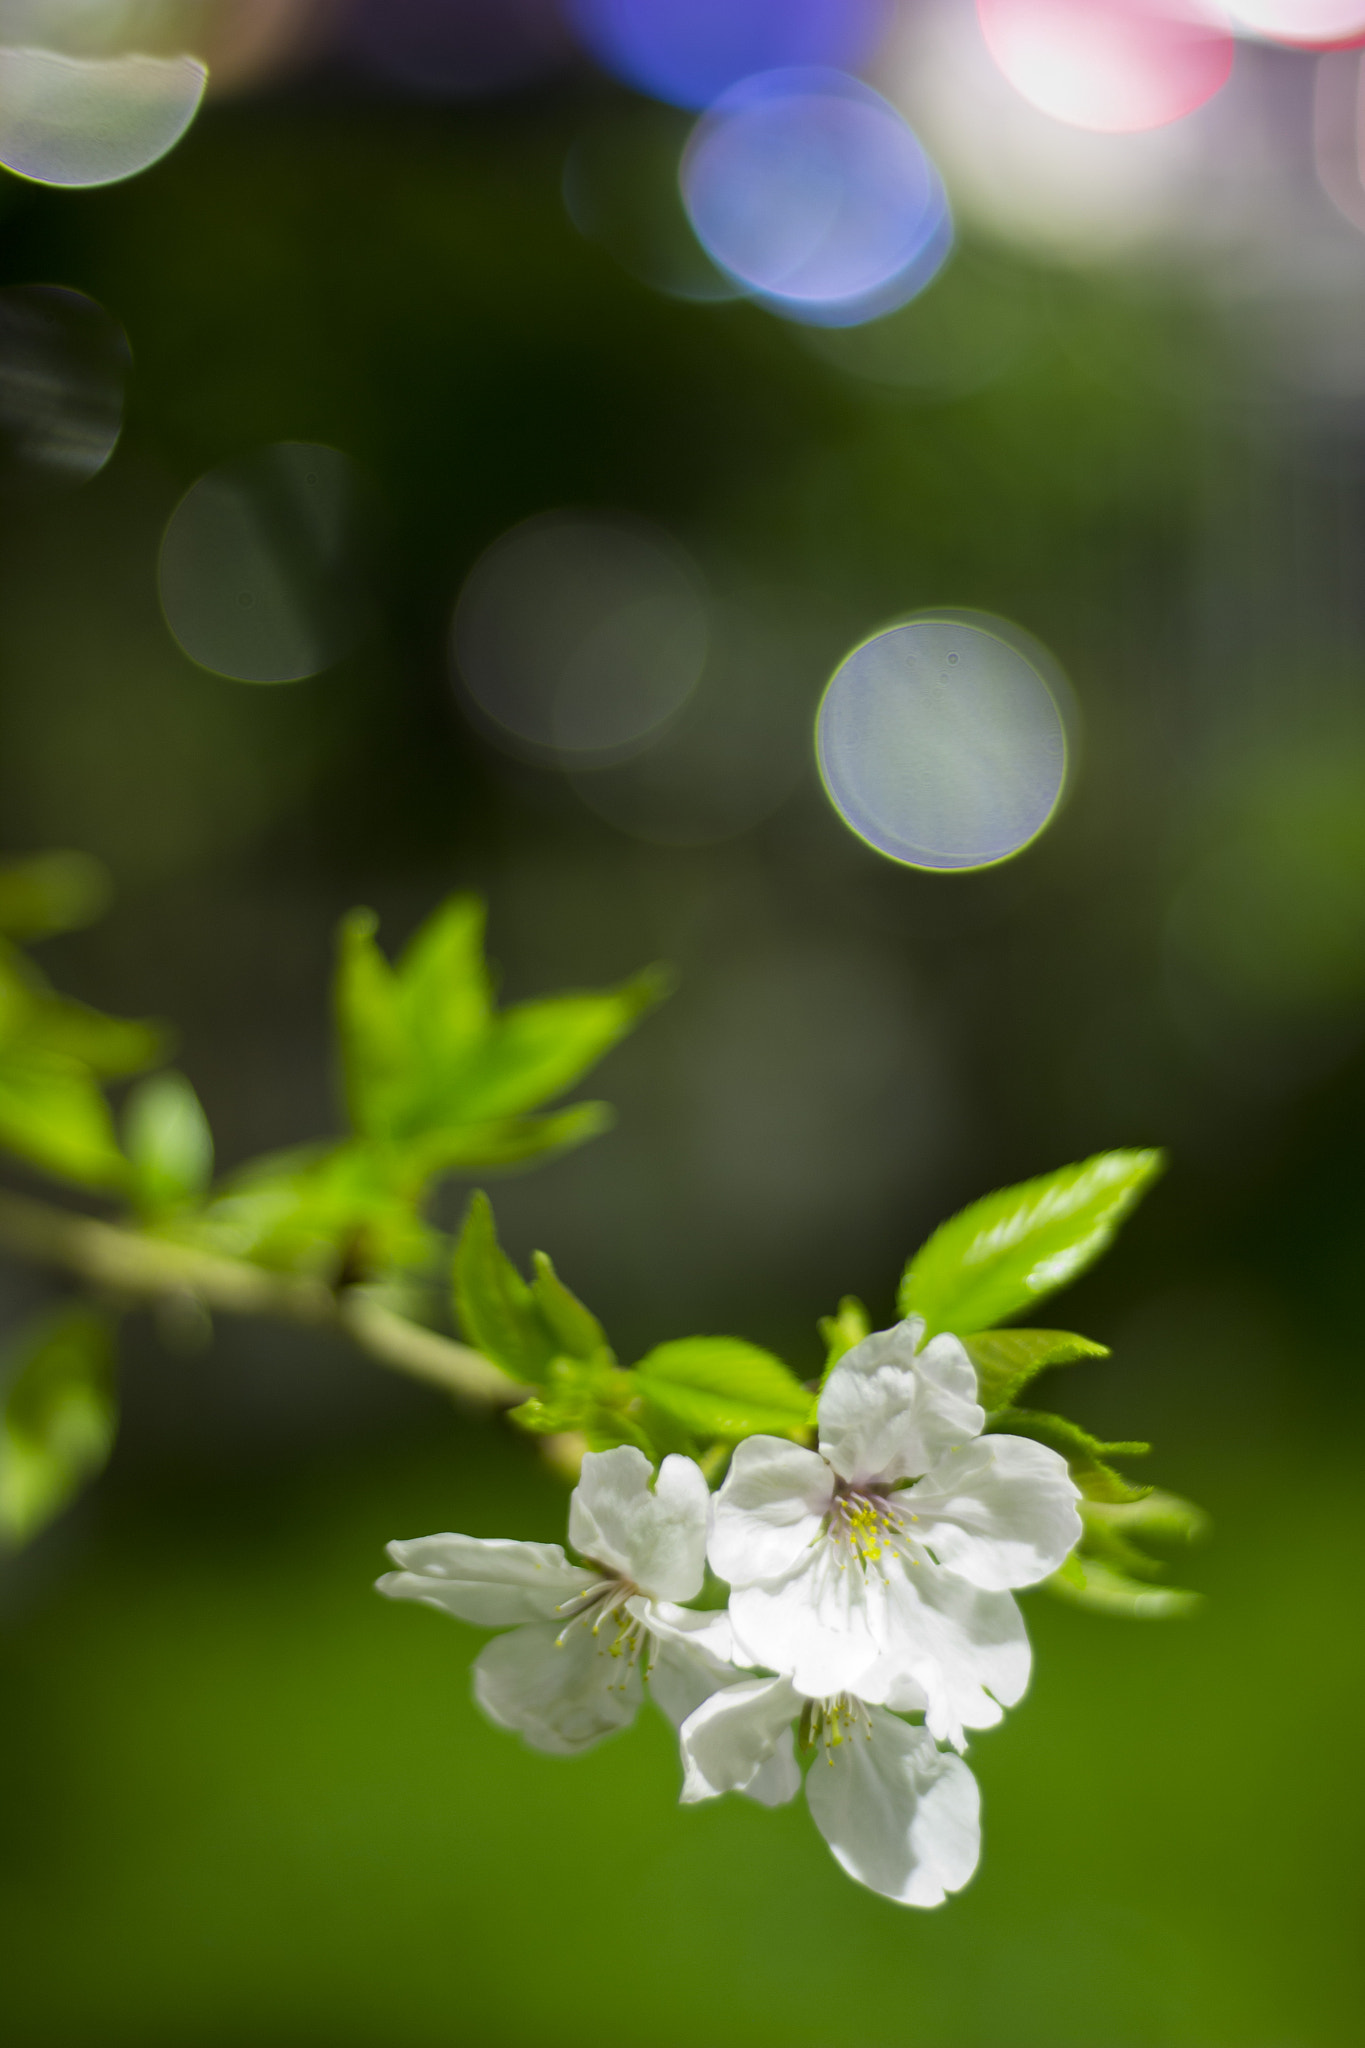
0,1187 -> 526,1406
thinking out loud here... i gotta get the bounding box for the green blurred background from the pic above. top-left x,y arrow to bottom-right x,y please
2,19 -> 1364,2046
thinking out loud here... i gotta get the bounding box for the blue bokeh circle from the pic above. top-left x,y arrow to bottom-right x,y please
566,0 -> 891,111
680,69 -> 952,326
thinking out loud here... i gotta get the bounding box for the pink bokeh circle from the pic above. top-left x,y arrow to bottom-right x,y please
1230,1 -> 1365,47
976,0 -> 1235,134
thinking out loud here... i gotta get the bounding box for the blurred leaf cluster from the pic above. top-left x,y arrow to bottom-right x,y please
0,852 -> 165,1192
0,852 -> 665,1547
175,894 -> 667,1284
0,1305 -> 116,1546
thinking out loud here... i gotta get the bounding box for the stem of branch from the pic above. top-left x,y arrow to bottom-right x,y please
0,1187 -> 526,1407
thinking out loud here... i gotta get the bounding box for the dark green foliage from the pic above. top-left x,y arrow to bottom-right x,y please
0,852 -> 110,940
0,1305 -> 118,1545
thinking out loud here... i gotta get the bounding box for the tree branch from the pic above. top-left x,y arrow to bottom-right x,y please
0,1187 -> 526,1407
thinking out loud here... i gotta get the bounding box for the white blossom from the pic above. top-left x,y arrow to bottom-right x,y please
709,1317 -> 1083,1746
378,1445 -> 733,1755
679,1673 -> 980,1908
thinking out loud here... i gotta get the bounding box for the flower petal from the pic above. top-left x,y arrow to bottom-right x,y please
636,1597 -> 734,1666
648,1641 -> 728,1730
729,1548 -> 889,1699
709,1436 -> 833,1586
745,1734 -> 803,1807
568,1446 -> 710,1602
864,1568 -> 1031,1748
377,1534 -> 597,1626
630,1600 -> 737,1729
817,1321 -> 983,1485
472,1617 -> 642,1755
904,1435 -> 1082,1590
805,1709 -> 980,1907
679,1674 -> 802,1803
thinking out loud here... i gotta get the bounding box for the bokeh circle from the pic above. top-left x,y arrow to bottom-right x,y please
0,47 -> 207,187
0,285 -> 129,494
159,443 -> 369,684
1230,1 -> 1365,45
976,0 -> 1234,135
816,613 -> 1070,871
681,69 -> 952,326
566,0 -> 892,111
452,511 -> 709,764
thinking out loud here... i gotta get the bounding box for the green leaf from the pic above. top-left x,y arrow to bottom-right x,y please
0,1306 -> 118,1546
989,1405 -> 1151,1504
962,1329 -> 1110,1411
516,1334 -> 816,1457
0,1051 -> 128,1190
0,950 -> 33,1049
451,1192 -> 555,1381
0,938 -> 165,1077
531,1251 -> 610,1362
1043,1555 -> 1201,1619
579,1411 -> 657,1456
1076,1489 -> 1209,1575
184,1141 -> 435,1283
334,909 -> 411,1140
438,968 -> 672,1125
1053,1548 -> 1087,1591
634,1379 -> 810,1445
332,898 -> 667,1180
508,1356 -> 655,1455
397,894 -> 492,1063
633,1337 -> 815,1444
124,1071 -> 214,1212
0,852 -> 110,940
1044,1489 -> 1207,1618
1090,1489 -> 1209,1547
410,1101 -> 614,1173
901,1149 -> 1166,1337
31,998 -> 166,1078
818,1296 -> 871,1386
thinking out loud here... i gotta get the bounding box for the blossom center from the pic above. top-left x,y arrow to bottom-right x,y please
824,1484 -> 919,1579
798,1692 -> 874,1762
553,1573 -> 653,1684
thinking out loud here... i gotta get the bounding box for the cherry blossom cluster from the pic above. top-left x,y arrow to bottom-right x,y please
378,1315 -> 1082,1907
